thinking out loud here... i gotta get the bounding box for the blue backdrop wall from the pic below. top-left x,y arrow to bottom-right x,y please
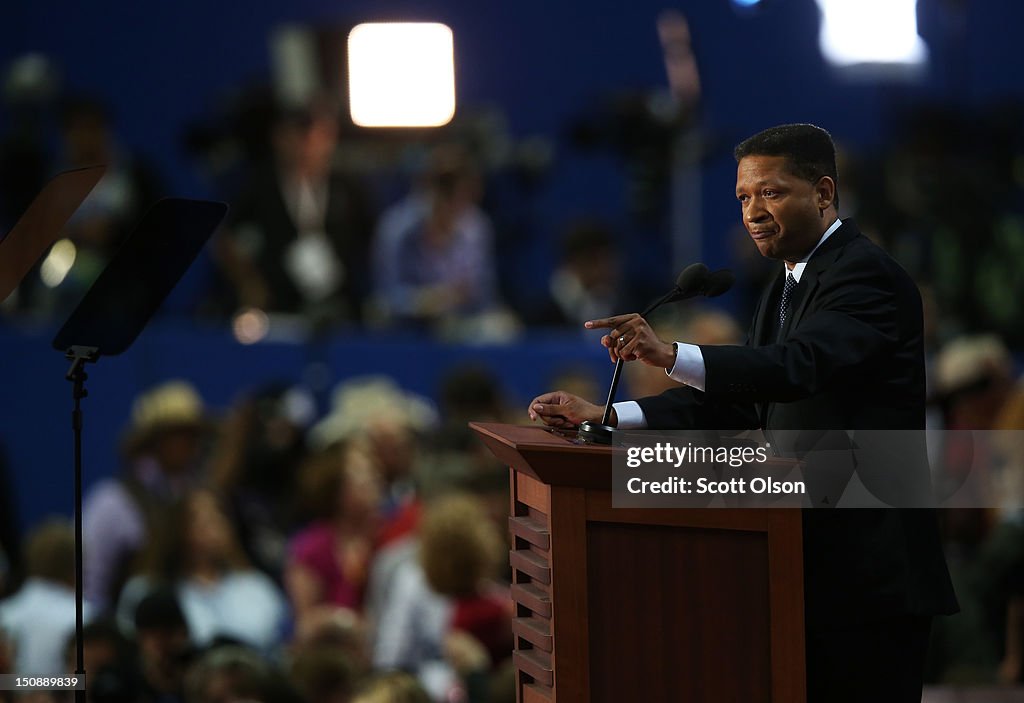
2,0 -> 1023,530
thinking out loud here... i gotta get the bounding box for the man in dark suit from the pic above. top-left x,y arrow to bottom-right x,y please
528,124 -> 958,702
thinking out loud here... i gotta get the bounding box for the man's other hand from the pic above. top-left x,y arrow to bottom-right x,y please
586,313 -> 676,368
528,390 -> 609,428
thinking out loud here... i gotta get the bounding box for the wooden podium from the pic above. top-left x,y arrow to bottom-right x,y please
470,422 -> 806,703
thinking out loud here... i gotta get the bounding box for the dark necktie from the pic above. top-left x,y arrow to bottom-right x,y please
778,272 -> 797,333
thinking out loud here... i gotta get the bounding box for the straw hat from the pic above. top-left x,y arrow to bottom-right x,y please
309,376 -> 437,450
125,380 -> 207,450
934,335 -> 1011,396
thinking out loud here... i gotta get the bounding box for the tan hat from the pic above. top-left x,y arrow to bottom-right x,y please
309,376 -> 437,450
934,335 -> 1011,396
127,380 -> 206,447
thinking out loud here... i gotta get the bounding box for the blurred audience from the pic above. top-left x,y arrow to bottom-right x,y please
526,220 -> 626,329
207,384 -> 315,582
935,335 -> 1015,432
351,672 -> 430,703
185,645 -> 276,703
70,619 -> 139,703
932,336 -> 1015,549
133,590 -> 193,703
290,606 -> 369,676
214,96 -> 375,323
371,144 -> 503,334
971,381 -> 1024,684
288,643 -> 359,703
372,494 -> 511,700
310,377 -> 437,537
0,519 -> 87,675
116,489 -> 288,652
286,446 -> 383,625
83,381 -> 210,613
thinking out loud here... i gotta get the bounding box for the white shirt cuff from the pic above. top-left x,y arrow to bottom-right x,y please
612,401 -> 648,430
666,342 -> 706,392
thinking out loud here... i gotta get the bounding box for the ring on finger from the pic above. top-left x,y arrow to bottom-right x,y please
618,335 -> 626,343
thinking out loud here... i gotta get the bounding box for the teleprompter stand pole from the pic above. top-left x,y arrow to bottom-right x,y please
65,345 -> 98,703
51,198 -> 228,702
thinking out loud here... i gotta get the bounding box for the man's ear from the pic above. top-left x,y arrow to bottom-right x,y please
816,176 -> 836,212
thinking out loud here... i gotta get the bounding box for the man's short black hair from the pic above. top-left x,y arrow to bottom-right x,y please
734,123 -> 840,210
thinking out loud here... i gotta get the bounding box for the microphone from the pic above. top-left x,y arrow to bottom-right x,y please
638,262 -> 708,316
702,269 -> 735,298
577,264 -> 734,445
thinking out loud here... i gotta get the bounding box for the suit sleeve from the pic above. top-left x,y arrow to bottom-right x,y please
636,385 -> 759,431
699,251 -> 905,403
637,305 -> 761,431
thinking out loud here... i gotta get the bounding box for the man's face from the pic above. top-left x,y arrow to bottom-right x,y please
736,155 -> 828,263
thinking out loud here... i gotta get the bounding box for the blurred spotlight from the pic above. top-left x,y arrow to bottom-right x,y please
39,238 -> 76,288
3,53 -> 60,103
730,0 -> 766,15
233,307 -> 269,345
817,0 -> 927,69
347,22 -> 456,127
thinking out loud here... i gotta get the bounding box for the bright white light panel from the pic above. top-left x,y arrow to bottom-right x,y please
348,22 -> 456,128
817,0 -> 928,67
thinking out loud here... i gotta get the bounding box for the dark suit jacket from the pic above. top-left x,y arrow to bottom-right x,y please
637,219 -> 958,626
227,161 -> 375,318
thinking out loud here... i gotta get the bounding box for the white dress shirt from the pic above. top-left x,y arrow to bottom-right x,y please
614,217 -> 843,429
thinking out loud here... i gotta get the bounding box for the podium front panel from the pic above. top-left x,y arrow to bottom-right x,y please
472,423 -> 804,703
586,522 -> 771,702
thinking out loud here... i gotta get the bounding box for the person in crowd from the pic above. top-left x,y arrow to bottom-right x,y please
934,335 -> 1015,433
309,377 -> 437,538
185,645 -> 277,703
286,445 -> 383,626
116,489 -> 288,653
133,589 -> 193,703
290,606 -> 369,676
83,380 -> 210,613
350,673 -> 430,703
0,519 -> 88,675
372,494 -> 511,700
288,645 -> 360,703
931,335 -> 1015,550
969,379 -> 1024,683
214,96 -> 375,323
66,619 -> 140,703
419,367 -> 510,502
371,144 -> 501,332
207,384 -> 315,582
526,220 -> 627,329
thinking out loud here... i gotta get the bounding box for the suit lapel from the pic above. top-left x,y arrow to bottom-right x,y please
753,272 -> 783,427
779,219 -> 860,340
765,219 -> 860,429
753,273 -> 783,346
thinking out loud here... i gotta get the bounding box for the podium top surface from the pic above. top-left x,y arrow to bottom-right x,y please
469,422 -> 616,488
469,422 -> 800,492
469,422 -> 608,454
